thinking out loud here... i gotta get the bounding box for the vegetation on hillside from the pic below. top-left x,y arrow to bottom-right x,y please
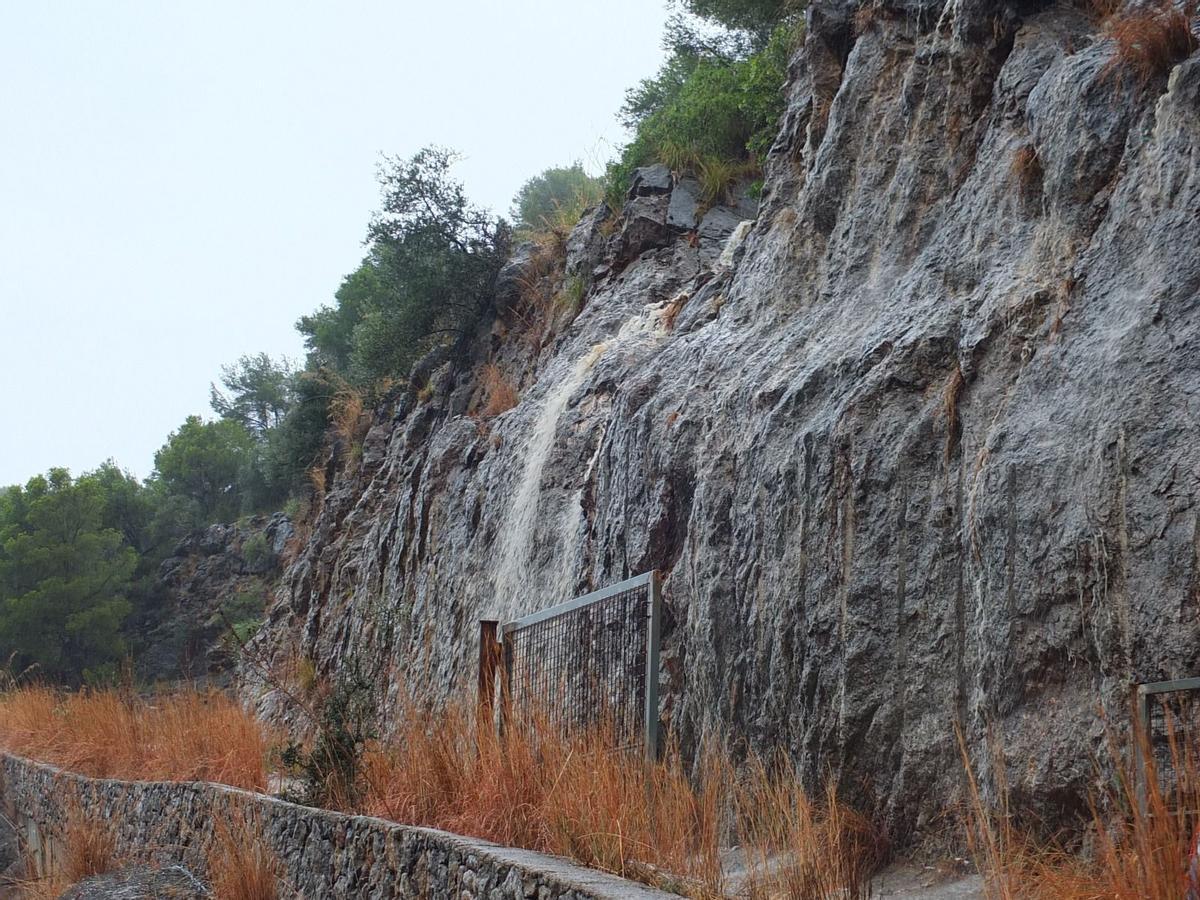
1,0 -> 803,684
604,2 -> 801,207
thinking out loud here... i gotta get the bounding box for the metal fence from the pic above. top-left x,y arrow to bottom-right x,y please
1135,677 -> 1200,812
479,572 -> 661,759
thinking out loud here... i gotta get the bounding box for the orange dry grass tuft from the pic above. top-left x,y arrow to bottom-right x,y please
330,383 -> 367,447
60,803 -> 117,882
738,758 -> 882,899
1106,0 -> 1199,86
962,711 -> 1200,899
359,695 -> 875,897
0,687 -> 273,791
208,813 -> 281,900
478,364 -> 519,419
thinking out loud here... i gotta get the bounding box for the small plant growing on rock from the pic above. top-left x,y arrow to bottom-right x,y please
1105,0 -> 1199,87
477,364 -> 519,419
240,533 -> 272,571
281,660 -> 378,809
1011,143 -> 1043,197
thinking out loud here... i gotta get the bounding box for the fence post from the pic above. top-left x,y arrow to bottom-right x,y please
644,572 -> 662,760
1134,682 -> 1149,818
478,619 -> 500,720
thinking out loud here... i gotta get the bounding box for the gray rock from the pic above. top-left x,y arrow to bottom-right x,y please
564,204 -> 611,278
666,177 -> 701,230
249,0 -> 1200,852
628,164 -> 672,197
618,193 -> 671,261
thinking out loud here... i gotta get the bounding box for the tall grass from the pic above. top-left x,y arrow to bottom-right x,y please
0,686 -> 878,896
963,710 -> 1200,899
1105,0 -> 1199,86
0,687 -> 272,791
358,694 -> 877,897
208,813 -> 281,900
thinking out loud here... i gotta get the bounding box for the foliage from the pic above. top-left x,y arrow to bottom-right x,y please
153,415 -> 257,524
0,470 -> 137,682
510,164 -> 603,235
1105,0 -> 1198,87
298,147 -> 510,388
241,533 -> 271,570
605,18 -> 796,207
0,686 -> 273,789
281,661 -> 378,809
677,0 -> 798,47
210,353 -> 296,436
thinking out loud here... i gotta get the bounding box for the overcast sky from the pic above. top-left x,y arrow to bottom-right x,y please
0,1 -> 669,487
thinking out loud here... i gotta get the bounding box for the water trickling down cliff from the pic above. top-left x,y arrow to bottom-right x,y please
249,0 -> 1200,845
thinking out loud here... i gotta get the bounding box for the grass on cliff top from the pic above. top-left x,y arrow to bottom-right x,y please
0,686 -> 273,791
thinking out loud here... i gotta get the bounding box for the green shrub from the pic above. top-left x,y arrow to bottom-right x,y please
297,147 -> 510,389
280,660 -> 377,808
241,533 -> 271,570
604,20 -> 797,206
511,164 -> 603,235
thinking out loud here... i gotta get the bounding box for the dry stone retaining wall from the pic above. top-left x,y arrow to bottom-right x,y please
0,753 -> 673,899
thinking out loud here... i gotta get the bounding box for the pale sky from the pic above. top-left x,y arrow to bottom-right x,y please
0,1 -> 669,487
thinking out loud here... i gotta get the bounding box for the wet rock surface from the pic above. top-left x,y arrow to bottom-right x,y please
249,0 -> 1200,848
140,513 -> 291,681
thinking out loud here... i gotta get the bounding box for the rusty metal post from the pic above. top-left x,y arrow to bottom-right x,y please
478,619 -> 500,719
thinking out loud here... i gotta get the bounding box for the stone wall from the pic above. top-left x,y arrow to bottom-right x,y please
0,753 -> 672,899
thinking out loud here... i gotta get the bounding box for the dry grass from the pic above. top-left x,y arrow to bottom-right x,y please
60,803 -> 116,882
478,363 -> 519,419
739,760 -> 884,899
358,695 -> 876,897
963,710 -> 1200,899
1010,144 -> 1042,196
207,813 -> 280,900
0,686 -> 877,897
0,687 -> 273,791
307,464 -> 327,497
330,383 -> 368,448
1105,0 -> 1198,87
942,363 -> 965,461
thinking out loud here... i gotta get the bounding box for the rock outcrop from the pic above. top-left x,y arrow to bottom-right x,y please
141,513 -> 292,681
249,0 -> 1200,846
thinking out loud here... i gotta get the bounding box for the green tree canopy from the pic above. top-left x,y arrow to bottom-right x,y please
298,147 -> 510,387
152,416 -> 256,524
0,469 -> 137,682
210,353 -> 296,436
510,164 -> 604,233
676,0 -> 796,47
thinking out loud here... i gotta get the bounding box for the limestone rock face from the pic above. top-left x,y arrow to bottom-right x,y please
143,513 -> 291,680
249,0 -> 1200,844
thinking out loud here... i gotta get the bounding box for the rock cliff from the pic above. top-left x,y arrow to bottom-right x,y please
141,513 -> 292,681
249,0 -> 1200,845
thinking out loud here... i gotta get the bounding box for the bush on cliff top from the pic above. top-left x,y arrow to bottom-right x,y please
604,14 -> 798,209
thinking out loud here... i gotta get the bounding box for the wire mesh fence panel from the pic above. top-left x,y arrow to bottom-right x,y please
499,572 -> 660,757
1137,678 -> 1200,812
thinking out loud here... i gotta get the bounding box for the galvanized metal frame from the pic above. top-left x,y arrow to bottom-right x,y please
1134,677 -> 1200,814
494,571 -> 662,759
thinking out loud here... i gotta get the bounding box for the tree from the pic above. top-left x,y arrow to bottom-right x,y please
209,353 -> 296,436
153,416 -> 256,523
510,164 -> 603,233
298,147 -> 510,387
676,0 -> 796,47
0,469 -> 137,682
